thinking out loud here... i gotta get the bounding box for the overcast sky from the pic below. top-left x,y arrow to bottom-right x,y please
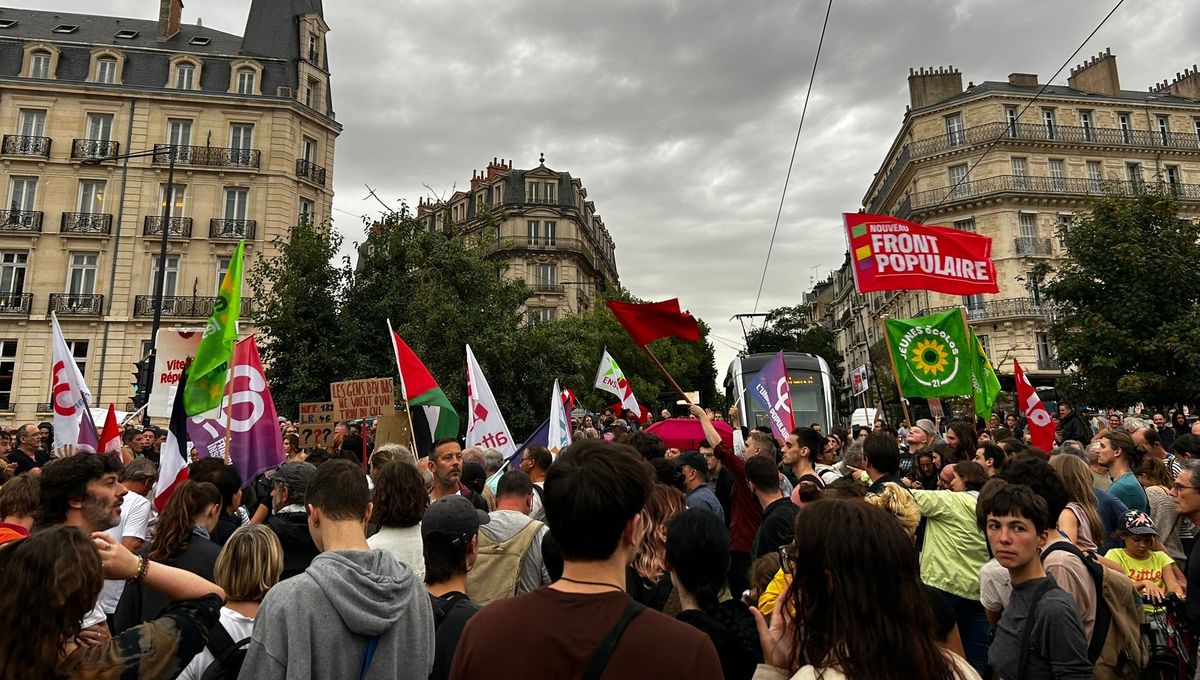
23,0 -> 1200,383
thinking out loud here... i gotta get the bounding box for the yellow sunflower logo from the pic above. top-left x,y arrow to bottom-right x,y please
911,338 -> 950,376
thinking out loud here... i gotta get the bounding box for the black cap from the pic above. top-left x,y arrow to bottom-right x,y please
677,451 -> 708,474
422,495 -> 490,544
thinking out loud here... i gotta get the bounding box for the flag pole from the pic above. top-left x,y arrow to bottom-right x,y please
221,358 -> 233,465
641,344 -> 694,408
880,318 -> 912,425
959,306 -> 977,422
387,320 -> 420,456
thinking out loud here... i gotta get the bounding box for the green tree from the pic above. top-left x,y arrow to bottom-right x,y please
744,304 -> 847,414
248,218 -> 348,417
1045,193 -> 1200,407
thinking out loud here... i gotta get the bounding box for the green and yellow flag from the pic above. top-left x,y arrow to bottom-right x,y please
884,309 -> 974,398
969,329 -> 1001,420
183,240 -> 244,416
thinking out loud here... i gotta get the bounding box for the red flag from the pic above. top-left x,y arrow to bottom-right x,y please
100,404 -> 121,459
844,213 -> 998,295
1014,359 -> 1055,451
606,299 -> 701,346
154,366 -> 191,512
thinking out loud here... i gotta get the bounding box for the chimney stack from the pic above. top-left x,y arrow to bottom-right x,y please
158,0 -> 184,42
907,66 -> 963,110
1067,48 -> 1120,96
1150,64 -> 1200,101
1007,73 -> 1038,87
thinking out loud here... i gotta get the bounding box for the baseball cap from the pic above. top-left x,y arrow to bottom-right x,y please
914,419 -> 939,438
677,451 -> 708,474
274,461 -> 317,499
1122,509 -> 1158,536
422,495 -> 490,544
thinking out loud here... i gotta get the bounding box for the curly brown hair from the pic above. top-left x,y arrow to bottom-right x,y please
148,481 -> 222,562
372,460 -> 428,528
632,483 -> 686,582
0,526 -> 102,679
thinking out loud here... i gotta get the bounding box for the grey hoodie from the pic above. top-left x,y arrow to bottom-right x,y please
240,549 -> 434,680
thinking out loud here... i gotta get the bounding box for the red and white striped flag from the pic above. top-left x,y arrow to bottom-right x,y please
154,366 -> 191,511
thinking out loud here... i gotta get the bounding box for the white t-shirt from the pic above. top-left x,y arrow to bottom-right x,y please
978,558 -> 1012,613
177,606 -> 256,680
529,481 -> 545,521
98,492 -> 153,614
367,524 -> 425,580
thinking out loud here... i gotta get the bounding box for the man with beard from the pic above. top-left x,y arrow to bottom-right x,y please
430,438 -> 487,511
37,453 -> 126,645
10,423 -> 47,475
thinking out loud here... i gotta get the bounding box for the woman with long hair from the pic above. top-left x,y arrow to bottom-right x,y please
178,525 -> 283,680
367,460 -> 429,579
1138,455 -> 1185,566
1048,454 -> 1103,551
666,509 -> 761,680
1173,412 -> 1191,439
943,421 -> 977,464
626,483 -> 686,612
114,481 -> 223,631
0,526 -> 224,680
752,499 -> 979,680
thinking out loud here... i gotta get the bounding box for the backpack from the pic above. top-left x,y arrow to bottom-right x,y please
1041,542 -> 1146,680
466,519 -> 543,605
199,623 -> 250,680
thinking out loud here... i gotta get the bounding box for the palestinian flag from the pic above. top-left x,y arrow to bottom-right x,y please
154,364 -> 191,512
388,321 -> 460,457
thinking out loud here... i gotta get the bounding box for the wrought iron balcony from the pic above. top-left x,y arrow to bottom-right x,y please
868,146 -> 911,214
1036,357 -> 1059,371
524,196 -> 558,205
1014,237 -> 1053,256
36,402 -> 51,413
922,298 -> 1055,323
0,292 -> 32,315
492,236 -> 584,253
49,293 -> 104,316
70,138 -> 119,160
907,175 -> 1200,212
909,121 -> 1200,159
143,215 -> 193,238
61,212 -> 113,235
210,218 -> 256,240
296,158 -> 326,185
133,295 -> 253,318
2,134 -> 51,158
0,210 -> 42,232
532,282 -> 565,294
151,144 -> 261,169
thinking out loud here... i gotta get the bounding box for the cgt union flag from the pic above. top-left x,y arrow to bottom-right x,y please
844,213 -> 998,295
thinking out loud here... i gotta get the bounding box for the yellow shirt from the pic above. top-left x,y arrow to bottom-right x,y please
1103,547 -> 1174,612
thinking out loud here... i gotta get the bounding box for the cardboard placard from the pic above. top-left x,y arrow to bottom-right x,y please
374,413 -> 412,448
298,423 -> 334,449
331,378 -> 396,421
297,401 -> 335,449
298,401 -> 335,425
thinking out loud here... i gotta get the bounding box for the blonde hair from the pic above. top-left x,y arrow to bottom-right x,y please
214,524 -> 283,602
632,484 -> 686,581
1049,454 -> 1103,542
864,482 -> 920,537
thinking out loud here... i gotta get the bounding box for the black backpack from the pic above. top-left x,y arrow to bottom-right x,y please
200,623 -> 251,680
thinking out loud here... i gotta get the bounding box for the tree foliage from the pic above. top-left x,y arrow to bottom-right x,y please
744,304 -> 847,415
1045,193 -> 1200,407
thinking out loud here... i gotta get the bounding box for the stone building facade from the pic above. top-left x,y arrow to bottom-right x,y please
416,157 -> 619,323
0,0 -> 339,420
813,50 -> 1200,394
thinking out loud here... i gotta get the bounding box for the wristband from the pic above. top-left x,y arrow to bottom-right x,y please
130,556 -> 149,584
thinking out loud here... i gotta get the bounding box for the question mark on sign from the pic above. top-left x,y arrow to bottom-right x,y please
323,428 -> 332,444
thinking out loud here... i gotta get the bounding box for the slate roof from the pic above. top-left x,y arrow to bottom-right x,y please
0,7 -> 244,55
917,79 -> 1200,113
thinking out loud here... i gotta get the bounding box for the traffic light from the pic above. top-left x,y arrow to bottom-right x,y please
131,357 -> 152,409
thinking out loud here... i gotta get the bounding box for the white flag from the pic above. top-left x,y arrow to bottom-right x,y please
465,345 -> 516,456
548,380 -> 572,455
593,348 -> 641,418
49,312 -> 94,449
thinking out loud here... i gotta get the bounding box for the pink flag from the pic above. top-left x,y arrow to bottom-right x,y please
187,336 -> 285,484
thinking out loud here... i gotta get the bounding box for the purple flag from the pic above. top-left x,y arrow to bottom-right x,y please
188,336 -> 285,485
748,351 -> 795,442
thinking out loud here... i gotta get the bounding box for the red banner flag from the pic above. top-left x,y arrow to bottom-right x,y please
844,213 -> 998,295
1014,359 -> 1055,451
607,299 -> 701,347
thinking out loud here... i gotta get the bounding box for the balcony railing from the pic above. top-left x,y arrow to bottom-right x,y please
70,138 -> 119,160
2,134 -> 51,158
133,295 -> 253,318
0,210 -> 43,232
0,292 -> 32,315
61,212 -> 113,235
49,293 -> 104,316
532,282 -> 565,294
907,175 -> 1200,212
922,298 -> 1055,322
210,218 -> 257,240
524,196 -> 558,205
909,121 -> 1200,159
152,144 -> 261,169
143,216 -> 193,238
1014,236 -> 1053,256
868,146 -> 911,214
1036,357 -> 1059,371
296,158 -> 326,186
35,402 -> 51,414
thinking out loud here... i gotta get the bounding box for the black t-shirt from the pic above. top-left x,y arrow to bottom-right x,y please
1187,539 -> 1200,630
8,450 -> 38,474
753,498 -> 797,560
429,591 -> 479,680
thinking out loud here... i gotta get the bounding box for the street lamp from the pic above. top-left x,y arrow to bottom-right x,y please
84,145 -> 177,425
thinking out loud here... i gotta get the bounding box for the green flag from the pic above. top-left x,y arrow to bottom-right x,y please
884,309 -> 974,398
184,240 -> 244,416
969,329 -> 1002,421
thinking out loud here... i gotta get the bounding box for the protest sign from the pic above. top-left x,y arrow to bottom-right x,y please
850,365 -> 869,397
149,328 -> 203,418
844,213 -> 998,295
298,401 -> 335,448
374,413 -> 412,447
331,377 -> 395,421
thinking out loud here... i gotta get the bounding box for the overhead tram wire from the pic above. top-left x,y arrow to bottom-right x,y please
751,0 -> 835,318
930,0 -> 1126,210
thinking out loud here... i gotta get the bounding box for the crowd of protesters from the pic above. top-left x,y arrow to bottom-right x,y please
4,401 -> 1200,679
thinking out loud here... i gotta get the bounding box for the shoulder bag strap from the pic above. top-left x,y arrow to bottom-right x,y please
358,635 -> 380,680
1017,580 -> 1056,679
582,599 -> 645,680
204,620 -> 236,660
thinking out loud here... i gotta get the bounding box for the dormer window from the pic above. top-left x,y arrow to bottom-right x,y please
307,35 -> 321,63
52,24 -> 78,34
96,58 -> 117,84
235,69 -> 256,95
29,51 -> 50,79
114,30 -> 139,39
189,36 -> 211,46
175,63 -> 194,89
88,50 -> 124,85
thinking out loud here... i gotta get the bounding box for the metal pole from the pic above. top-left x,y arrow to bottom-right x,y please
144,146 -> 174,426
